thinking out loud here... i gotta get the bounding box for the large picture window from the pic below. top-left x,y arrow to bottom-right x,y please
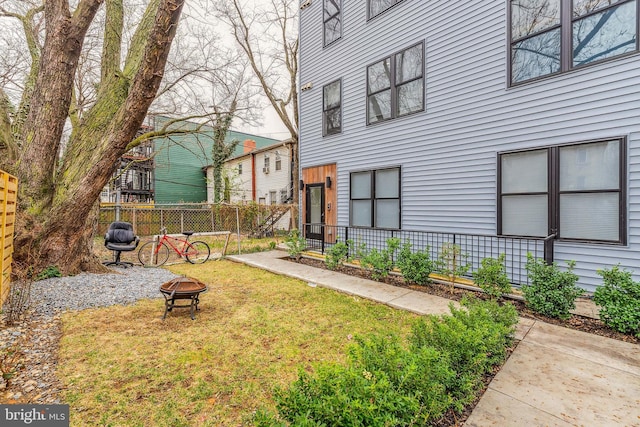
510,0 -> 638,84
323,79 -> 342,135
499,139 -> 626,243
367,43 -> 424,125
350,167 -> 401,229
368,0 -> 406,19
324,0 -> 341,46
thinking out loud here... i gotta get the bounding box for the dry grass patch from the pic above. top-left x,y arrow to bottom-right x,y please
58,260 -> 418,426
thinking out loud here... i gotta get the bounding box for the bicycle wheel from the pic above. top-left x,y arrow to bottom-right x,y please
138,241 -> 170,266
185,241 -> 210,264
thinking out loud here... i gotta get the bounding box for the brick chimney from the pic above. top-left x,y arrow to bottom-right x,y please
243,139 -> 256,153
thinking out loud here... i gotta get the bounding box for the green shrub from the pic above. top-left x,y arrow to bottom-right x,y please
272,298 -> 518,426
396,241 -> 435,286
409,298 -> 518,410
35,265 -> 62,281
473,253 -> 512,299
325,239 -> 352,270
284,229 -> 306,260
357,238 -> 401,281
278,366 -> 417,426
523,254 -> 583,320
594,266 -> 640,337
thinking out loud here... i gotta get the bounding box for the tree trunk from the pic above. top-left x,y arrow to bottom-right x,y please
14,0 -> 185,275
17,0 -> 103,215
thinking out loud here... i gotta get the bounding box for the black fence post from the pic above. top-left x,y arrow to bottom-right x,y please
544,234 -> 556,265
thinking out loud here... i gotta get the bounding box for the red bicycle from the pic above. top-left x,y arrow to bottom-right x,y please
138,227 -> 210,266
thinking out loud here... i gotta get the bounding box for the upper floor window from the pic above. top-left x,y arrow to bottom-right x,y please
264,155 -> 270,170
275,151 -> 282,171
368,0 -> 406,19
499,138 -> 626,243
367,42 -> 424,125
510,0 -> 638,85
324,0 -> 341,46
350,167 -> 401,229
238,163 -> 243,175
323,79 -> 342,135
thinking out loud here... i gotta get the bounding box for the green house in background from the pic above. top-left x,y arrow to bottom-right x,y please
153,116 -> 279,204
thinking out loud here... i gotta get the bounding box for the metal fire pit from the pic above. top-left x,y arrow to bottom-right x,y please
160,277 -> 208,320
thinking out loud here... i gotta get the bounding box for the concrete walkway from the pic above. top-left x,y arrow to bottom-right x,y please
227,250 -> 640,427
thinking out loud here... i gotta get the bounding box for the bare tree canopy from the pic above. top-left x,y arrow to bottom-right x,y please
0,0 -> 186,274
214,0 -> 300,202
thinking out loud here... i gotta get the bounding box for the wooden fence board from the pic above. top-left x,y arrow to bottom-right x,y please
0,170 -> 17,306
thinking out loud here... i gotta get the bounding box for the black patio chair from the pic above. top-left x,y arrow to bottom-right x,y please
103,221 -> 140,268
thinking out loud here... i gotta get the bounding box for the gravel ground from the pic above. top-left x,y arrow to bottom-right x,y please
30,267 -> 180,316
0,266 -> 180,404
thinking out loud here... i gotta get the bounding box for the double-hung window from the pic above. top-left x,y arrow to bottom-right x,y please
499,138 -> 626,243
368,0 -> 406,19
323,0 -> 341,46
510,0 -> 639,85
367,42 -> 424,125
323,79 -> 342,135
238,163 -> 243,175
350,167 -> 401,229
275,151 -> 282,171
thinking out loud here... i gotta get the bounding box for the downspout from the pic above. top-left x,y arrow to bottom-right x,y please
251,152 -> 256,201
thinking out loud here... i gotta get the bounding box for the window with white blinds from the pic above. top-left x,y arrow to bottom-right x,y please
499,139 -> 625,243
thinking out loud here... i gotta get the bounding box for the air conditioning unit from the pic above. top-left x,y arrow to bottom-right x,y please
263,167 -> 270,174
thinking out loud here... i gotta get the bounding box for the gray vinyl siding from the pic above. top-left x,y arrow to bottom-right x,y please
299,0 -> 640,291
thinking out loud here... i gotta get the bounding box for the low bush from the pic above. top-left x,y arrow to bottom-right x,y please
396,241 -> 435,286
325,239 -> 352,270
284,229 -> 307,260
473,253 -> 512,299
409,298 -> 518,410
266,298 -> 518,426
594,266 -> 640,337
36,265 -> 62,281
523,255 -> 583,320
357,238 -> 401,281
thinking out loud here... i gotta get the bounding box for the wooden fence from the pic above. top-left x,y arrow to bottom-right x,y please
0,170 -> 17,305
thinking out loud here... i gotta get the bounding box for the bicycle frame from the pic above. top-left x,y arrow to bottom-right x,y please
139,228 -> 211,266
155,234 -> 193,258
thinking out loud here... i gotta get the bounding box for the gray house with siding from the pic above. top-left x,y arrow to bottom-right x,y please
298,0 -> 640,291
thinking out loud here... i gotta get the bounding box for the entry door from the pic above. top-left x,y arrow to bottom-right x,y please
305,183 -> 325,240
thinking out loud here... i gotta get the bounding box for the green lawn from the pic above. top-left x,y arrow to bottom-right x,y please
58,260 -> 418,426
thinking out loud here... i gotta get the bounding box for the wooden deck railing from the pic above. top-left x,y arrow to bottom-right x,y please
0,170 -> 17,305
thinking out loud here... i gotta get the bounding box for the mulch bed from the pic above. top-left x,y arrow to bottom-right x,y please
290,256 -> 639,345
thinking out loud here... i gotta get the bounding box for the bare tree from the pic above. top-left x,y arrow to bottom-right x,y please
215,0 -> 299,204
0,0 -> 186,274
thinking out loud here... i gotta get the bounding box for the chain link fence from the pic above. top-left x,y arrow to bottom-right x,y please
98,203 -> 299,255
99,203 -> 298,235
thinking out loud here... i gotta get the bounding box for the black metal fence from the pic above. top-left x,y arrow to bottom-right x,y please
302,224 -> 555,286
